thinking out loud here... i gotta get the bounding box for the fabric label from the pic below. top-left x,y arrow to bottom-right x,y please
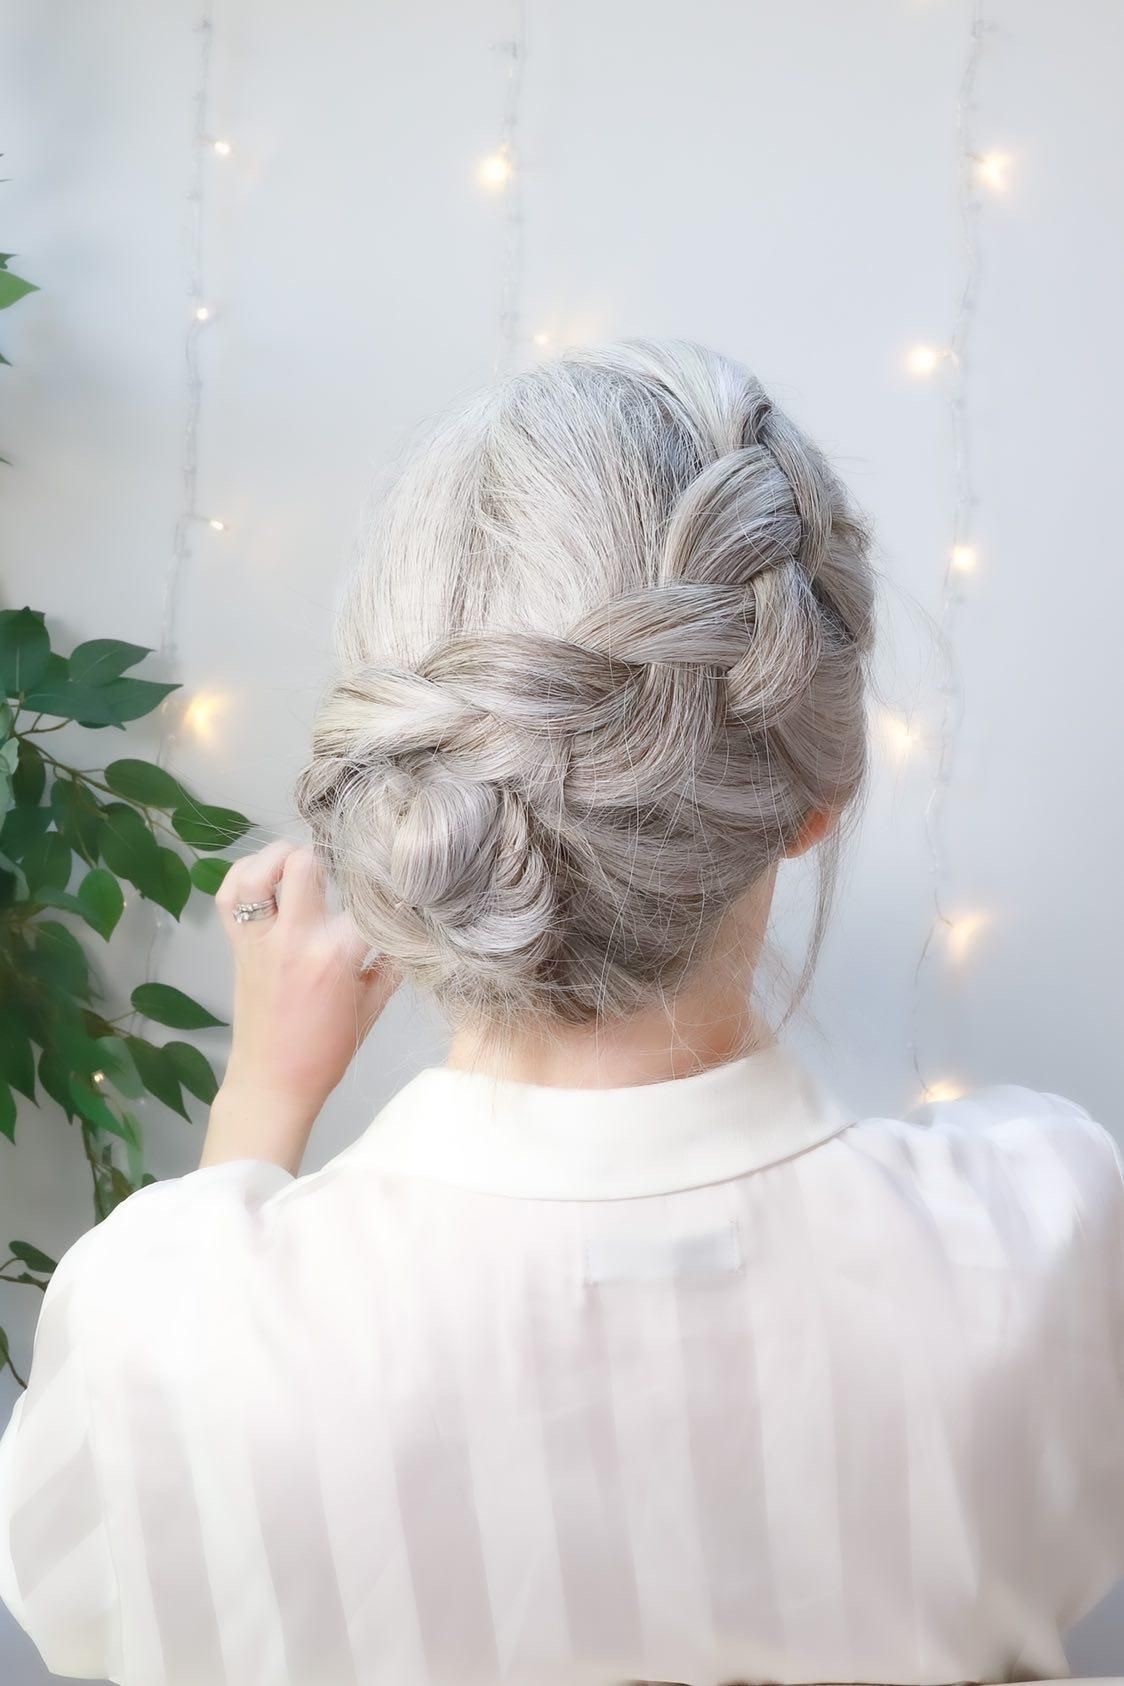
583,1222 -> 743,1285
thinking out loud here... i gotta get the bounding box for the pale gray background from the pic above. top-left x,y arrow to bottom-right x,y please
1,0 -> 1122,1679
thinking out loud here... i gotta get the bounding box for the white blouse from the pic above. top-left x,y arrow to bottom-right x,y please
0,1041 -> 1122,1686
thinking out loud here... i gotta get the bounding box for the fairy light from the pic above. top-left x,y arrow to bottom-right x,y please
532,330 -> 551,348
136,14 -> 222,1062
906,0 -> 999,1102
919,1079 -> 967,1105
905,342 -> 947,378
480,0 -> 528,376
477,149 -> 514,192
973,149 -> 1011,192
182,691 -> 225,744
881,710 -> 922,761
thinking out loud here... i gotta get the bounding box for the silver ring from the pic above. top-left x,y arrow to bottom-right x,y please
232,898 -> 278,924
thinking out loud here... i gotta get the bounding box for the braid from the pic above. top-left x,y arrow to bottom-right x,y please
296,338 -> 877,1029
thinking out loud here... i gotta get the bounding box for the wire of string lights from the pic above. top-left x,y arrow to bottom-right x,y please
478,0 -> 528,376
905,0 -> 1001,1104
135,13 -> 223,1023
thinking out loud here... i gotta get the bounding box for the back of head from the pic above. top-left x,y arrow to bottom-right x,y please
296,339 -> 877,1033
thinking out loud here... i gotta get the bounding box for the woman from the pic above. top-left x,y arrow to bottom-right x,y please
0,339 -> 1120,1686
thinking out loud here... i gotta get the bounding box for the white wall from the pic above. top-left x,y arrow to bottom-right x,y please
1,1 -> 1122,1678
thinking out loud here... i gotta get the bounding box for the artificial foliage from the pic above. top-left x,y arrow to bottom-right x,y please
0,607 -> 252,1387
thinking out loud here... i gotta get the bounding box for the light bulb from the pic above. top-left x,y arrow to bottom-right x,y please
208,517 -> 226,532
947,911 -> 988,962
92,1070 -> 106,1087
183,692 -> 224,743
532,330 -> 551,347
921,1079 -> 965,1105
975,151 -> 1011,192
212,139 -> 232,157
477,150 -> 513,191
881,711 -> 920,759
951,543 -> 977,572
905,343 -> 943,378
195,305 -> 211,323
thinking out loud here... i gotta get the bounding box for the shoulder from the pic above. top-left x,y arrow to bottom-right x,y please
842,1082 -> 1123,1264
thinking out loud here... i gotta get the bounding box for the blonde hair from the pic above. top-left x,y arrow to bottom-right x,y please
296,339 -> 877,1033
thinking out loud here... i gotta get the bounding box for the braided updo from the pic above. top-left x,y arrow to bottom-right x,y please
295,340 -> 877,1031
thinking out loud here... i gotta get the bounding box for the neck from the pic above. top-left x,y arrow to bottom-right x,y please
444,881 -> 777,1089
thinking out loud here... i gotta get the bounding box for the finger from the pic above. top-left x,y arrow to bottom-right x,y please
276,845 -> 328,929
217,840 -> 297,915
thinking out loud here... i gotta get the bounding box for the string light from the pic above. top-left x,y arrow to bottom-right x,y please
485,0 -> 528,377
136,14 -> 220,1069
532,330 -> 551,348
182,692 -> 225,744
207,517 -> 226,531
918,1079 -> 966,1105
477,148 -> 514,192
881,710 -> 923,761
906,0 -> 997,1102
972,149 -> 1011,192
905,342 -> 949,378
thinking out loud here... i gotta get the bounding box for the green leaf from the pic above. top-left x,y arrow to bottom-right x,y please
103,758 -> 184,808
11,739 -> 45,806
0,270 -> 37,309
126,1036 -> 189,1120
0,607 -> 50,695
0,1015 -> 35,1102
38,1049 -> 74,1120
69,640 -> 152,686
189,856 -> 232,895
0,699 -> 12,737
130,981 -> 225,1030
0,738 -> 16,776
50,778 -> 102,863
0,848 -> 28,902
91,1035 -> 144,1099
0,1084 -> 15,1142
98,801 -> 159,885
22,830 -> 72,895
32,887 -> 85,919
76,867 -> 124,939
118,1112 -> 145,1186
165,1039 -> 219,1105
0,803 -> 50,859
171,803 -> 251,852
0,769 -> 10,827
8,1241 -> 57,1275
68,1073 -> 127,1138
27,921 -> 90,998
152,846 -> 191,918
21,676 -> 179,727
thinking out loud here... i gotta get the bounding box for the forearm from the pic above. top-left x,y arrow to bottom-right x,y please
198,1076 -> 322,1175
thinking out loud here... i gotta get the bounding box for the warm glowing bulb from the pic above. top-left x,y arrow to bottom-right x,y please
951,543 -> 977,572
208,517 -> 226,532
195,305 -> 211,323
212,139 -> 232,157
532,330 -> 551,347
92,1070 -> 106,1087
882,711 -> 920,759
477,150 -> 513,191
183,692 -> 224,742
921,1080 -> 965,1105
906,343 -> 943,378
947,911 -> 988,962
975,150 -> 1011,191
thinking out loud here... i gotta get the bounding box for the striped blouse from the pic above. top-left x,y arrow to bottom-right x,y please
0,1040 -> 1122,1685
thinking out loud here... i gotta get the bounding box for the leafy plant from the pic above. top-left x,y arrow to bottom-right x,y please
0,608 -> 252,1387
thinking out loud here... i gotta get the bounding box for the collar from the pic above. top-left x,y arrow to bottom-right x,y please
344,1040 -> 856,1200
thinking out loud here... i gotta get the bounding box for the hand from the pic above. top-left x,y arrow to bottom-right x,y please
201,842 -> 401,1173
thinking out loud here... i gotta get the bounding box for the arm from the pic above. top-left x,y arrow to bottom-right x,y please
204,842 -> 401,1175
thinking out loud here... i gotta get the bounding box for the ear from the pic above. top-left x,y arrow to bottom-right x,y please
784,807 -> 838,859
